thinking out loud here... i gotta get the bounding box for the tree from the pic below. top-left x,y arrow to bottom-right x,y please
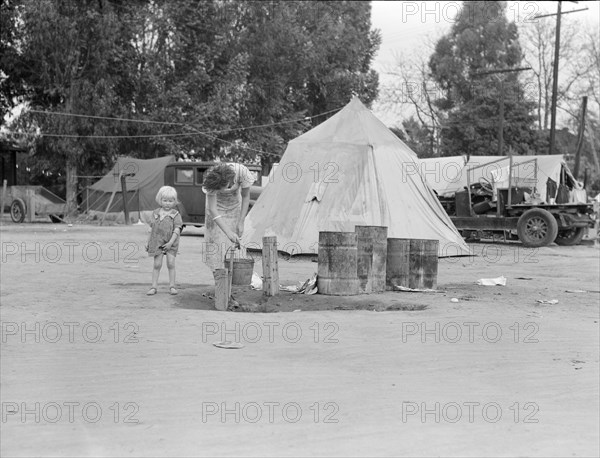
520,16 -> 599,185
236,1 -> 381,173
2,0 -> 382,208
428,1 -> 538,156
2,0 -> 141,213
379,47 -> 444,157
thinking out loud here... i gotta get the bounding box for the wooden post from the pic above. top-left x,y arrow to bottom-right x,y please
507,149 -> 513,207
213,268 -> 229,311
0,179 -> 7,219
26,188 -> 35,222
121,173 -> 130,225
83,178 -> 89,213
262,236 -> 279,296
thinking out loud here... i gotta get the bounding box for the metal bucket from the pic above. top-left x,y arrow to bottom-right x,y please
225,257 -> 255,285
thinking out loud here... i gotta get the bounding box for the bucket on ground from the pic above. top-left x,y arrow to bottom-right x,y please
356,225 -> 388,293
317,231 -> 360,296
224,257 -> 255,285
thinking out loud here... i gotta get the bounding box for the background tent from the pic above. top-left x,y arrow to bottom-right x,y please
419,155 -> 585,203
86,156 -> 175,221
242,97 -> 471,257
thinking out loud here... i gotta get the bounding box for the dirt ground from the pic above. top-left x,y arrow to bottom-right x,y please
1,217 -> 599,457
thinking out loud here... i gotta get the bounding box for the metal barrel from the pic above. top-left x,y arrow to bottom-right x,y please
317,231 -> 360,296
356,225 -> 388,293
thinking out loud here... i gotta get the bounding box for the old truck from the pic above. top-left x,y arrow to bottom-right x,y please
428,155 -> 596,247
163,162 -> 263,226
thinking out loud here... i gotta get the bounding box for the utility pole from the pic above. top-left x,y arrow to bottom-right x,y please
535,2 -> 587,155
549,1 -> 562,156
498,80 -> 505,156
473,67 -> 532,156
573,96 -> 588,179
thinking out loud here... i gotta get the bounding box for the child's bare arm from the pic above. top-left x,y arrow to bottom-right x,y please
163,214 -> 183,250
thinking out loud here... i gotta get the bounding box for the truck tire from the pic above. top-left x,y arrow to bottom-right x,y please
555,227 -> 585,246
10,199 -> 26,223
517,208 -> 558,247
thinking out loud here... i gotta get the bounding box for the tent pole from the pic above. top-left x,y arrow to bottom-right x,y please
467,167 -> 473,216
100,171 -> 121,226
121,173 -> 130,225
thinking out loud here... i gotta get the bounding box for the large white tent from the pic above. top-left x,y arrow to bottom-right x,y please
242,97 -> 470,257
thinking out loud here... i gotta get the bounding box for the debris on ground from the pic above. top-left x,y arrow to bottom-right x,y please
212,341 -> 244,349
250,272 -> 263,290
282,273 -> 318,294
476,276 -> 507,286
394,285 -> 443,293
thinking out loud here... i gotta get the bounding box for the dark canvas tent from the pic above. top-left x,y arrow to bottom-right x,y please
86,156 -> 175,221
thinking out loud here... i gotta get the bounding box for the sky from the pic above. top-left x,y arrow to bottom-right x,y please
369,0 -> 600,127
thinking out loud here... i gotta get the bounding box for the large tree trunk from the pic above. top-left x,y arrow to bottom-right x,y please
65,156 -> 78,216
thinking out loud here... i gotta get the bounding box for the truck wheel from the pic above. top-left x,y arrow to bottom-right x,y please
555,227 -> 585,246
10,199 -> 26,223
517,208 -> 558,247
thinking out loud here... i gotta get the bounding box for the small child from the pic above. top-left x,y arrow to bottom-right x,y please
145,186 -> 183,295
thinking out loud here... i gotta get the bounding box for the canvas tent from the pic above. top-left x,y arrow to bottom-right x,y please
419,155 -> 586,204
242,97 -> 471,257
86,155 -> 175,222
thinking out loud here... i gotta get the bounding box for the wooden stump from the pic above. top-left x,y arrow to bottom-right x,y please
213,268 -> 229,311
262,236 -> 279,296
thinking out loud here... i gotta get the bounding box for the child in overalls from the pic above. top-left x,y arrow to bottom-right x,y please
146,186 -> 183,295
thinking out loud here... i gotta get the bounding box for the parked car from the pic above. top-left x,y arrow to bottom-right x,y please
164,162 -> 263,226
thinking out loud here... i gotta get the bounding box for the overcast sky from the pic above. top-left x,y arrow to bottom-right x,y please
370,0 -> 600,127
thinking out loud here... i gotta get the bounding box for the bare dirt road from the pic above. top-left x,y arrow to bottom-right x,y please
1,220 -> 599,457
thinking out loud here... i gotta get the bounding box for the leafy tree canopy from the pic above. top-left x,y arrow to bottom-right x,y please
428,1 -> 538,156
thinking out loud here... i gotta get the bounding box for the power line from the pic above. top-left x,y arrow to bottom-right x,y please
27,106 -> 342,136
13,106 -> 345,158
